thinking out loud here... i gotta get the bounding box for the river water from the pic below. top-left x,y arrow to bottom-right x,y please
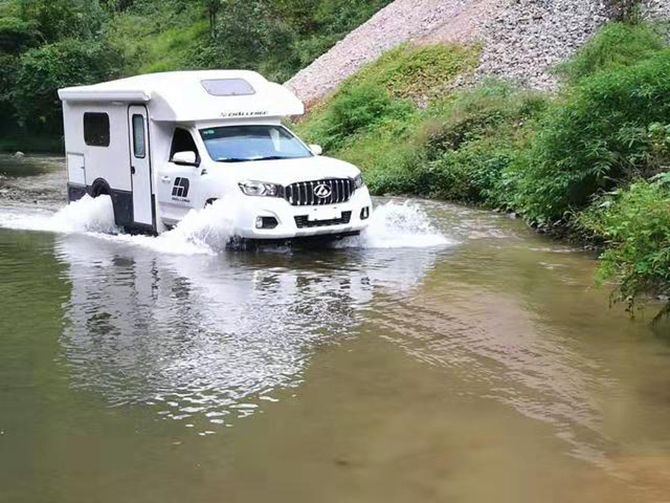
1,155 -> 669,503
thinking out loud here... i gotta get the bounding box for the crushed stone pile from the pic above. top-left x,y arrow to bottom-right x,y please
285,0 -> 670,103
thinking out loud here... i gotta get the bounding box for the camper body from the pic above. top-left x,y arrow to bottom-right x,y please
58,71 -> 372,239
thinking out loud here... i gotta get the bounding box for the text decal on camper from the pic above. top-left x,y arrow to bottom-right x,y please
220,111 -> 269,118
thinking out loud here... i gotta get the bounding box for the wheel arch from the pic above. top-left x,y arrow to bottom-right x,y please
90,178 -> 112,198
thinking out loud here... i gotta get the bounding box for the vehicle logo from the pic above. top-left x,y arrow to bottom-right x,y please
172,177 -> 190,198
314,183 -> 332,199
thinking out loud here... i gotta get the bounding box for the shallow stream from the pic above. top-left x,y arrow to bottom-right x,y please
1,155 -> 669,503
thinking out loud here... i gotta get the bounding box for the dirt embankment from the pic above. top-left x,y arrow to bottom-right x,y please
285,0 -> 670,104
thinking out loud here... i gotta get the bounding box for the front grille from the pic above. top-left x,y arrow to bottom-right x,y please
295,211 -> 352,229
285,178 -> 355,206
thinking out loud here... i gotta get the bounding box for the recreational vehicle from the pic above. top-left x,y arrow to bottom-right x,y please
58,71 -> 373,239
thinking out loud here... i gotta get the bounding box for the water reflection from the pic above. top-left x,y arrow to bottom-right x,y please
55,234 -> 441,429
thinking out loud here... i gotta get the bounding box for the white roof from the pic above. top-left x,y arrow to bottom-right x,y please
58,70 -> 304,122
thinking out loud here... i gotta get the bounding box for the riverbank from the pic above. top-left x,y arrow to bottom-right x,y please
295,20 -> 670,319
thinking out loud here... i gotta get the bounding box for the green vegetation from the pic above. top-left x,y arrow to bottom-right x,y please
296,21 -> 670,318
577,176 -> 670,321
554,22 -> 665,84
295,44 -> 481,194
0,0 -> 393,151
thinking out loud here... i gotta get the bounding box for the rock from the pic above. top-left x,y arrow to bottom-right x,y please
14,151 -> 25,159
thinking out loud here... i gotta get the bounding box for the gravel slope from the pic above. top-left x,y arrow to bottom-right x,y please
285,0 -> 670,104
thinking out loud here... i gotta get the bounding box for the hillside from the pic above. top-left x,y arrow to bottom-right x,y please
293,11 -> 670,318
287,0 -> 670,104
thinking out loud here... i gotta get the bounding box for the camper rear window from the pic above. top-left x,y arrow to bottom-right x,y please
83,113 -> 110,147
201,79 -> 255,97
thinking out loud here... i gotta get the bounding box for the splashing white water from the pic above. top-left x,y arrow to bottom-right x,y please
0,195 -> 118,234
109,199 -> 236,255
0,195 -> 233,255
340,201 -> 453,249
0,196 -> 451,254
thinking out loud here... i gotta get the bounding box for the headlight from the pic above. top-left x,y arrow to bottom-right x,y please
354,174 -> 364,189
238,180 -> 282,197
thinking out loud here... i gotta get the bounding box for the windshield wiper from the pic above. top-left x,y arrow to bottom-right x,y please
216,158 -> 252,163
251,155 -> 299,161
216,155 -> 301,163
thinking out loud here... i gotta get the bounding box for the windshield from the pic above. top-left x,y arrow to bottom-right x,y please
199,125 -> 313,163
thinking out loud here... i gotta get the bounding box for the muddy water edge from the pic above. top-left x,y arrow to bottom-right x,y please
1,154 -> 670,503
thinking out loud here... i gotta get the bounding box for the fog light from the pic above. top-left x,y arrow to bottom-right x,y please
360,207 -> 370,220
256,216 -> 278,229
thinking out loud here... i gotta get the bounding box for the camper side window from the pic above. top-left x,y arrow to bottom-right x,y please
170,128 -> 200,164
132,115 -> 146,158
83,113 -> 110,147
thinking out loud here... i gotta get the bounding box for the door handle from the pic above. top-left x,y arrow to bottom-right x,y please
161,176 -> 171,183
131,166 -> 136,175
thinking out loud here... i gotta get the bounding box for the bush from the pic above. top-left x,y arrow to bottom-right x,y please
513,49 -> 670,225
577,177 -> 670,319
406,80 -> 545,204
337,119 -> 422,195
414,142 -> 518,203
324,85 -> 415,146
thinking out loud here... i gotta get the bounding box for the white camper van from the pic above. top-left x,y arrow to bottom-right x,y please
58,70 -> 373,239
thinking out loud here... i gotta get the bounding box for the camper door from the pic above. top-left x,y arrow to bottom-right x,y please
128,106 -> 154,228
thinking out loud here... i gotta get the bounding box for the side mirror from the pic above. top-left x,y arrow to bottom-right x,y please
172,151 -> 198,166
309,144 -> 323,156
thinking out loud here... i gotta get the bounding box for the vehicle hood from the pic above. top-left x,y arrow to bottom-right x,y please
213,156 -> 360,185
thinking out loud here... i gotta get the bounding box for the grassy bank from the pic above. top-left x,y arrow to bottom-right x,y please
295,21 -> 670,320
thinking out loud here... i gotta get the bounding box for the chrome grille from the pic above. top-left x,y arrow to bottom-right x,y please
285,178 -> 355,206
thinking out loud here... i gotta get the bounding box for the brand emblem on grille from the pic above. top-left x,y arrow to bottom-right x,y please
314,182 -> 332,199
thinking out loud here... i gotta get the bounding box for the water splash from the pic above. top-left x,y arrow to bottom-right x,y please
0,196 -> 452,254
340,201 -> 453,249
109,199 -> 237,255
0,195 -> 117,234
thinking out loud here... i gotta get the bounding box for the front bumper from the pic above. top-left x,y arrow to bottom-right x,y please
234,186 -> 373,240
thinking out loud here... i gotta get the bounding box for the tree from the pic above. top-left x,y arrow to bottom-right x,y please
15,38 -> 123,134
17,0 -> 106,42
0,16 -> 40,52
203,0 -> 219,36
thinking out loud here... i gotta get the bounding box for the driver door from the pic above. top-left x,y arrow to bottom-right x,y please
156,128 -> 201,224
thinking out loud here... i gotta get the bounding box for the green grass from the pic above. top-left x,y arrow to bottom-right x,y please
342,43 -> 481,101
554,21 -> 667,84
